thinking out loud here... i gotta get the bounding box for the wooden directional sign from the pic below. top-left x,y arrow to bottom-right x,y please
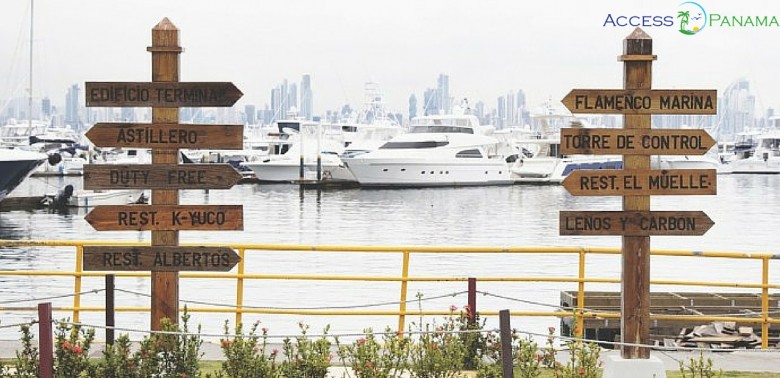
84,164 -> 242,190
560,128 -> 717,155
86,123 -> 243,149
85,82 -> 243,107
561,89 -> 717,115
85,205 -> 243,231
83,246 -> 240,272
559,211 -> 714,236
562,169 -> 717,196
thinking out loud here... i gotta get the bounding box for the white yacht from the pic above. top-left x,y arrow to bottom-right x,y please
727,130 -> 780,174
342,113 -> 513,187
510,114 -> 622,184
240,120 -> 350,183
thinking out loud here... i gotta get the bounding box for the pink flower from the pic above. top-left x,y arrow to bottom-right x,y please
271,348 -> 279,356
72,345 -> 83,354
449,304 -> 458,312
61,342 -> 71,351
262,327 -> 269,334
357,337 -> 366,345
548,326 -> 556,334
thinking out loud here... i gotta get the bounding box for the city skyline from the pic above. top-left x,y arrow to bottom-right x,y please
2,0 -> 780,124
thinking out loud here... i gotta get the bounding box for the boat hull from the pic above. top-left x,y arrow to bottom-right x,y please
0,150 -> 47,203
343,157 -> 512,187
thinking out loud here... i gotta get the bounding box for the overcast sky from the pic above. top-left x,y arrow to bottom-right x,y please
2,0 -> 780,117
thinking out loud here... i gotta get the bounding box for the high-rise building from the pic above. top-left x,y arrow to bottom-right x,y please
719,78 -> 756,138
121,108 -> 136,122
41,97 -> 51,118
288,83 -> 298,112
245,104 -> 256,125
271,87 -> 282,122
437,74 -> 450,114
65,84 -> 80,127
506,91 -> 515,128
408,94 -> 417,120
496,96 -> 506,129
423,88 -> 437,116
300,74 -> 313,120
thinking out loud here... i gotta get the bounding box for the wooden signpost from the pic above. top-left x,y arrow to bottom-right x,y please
560,128 -> 716,155
559,28 -> 717,360
85,82 -> 243,108
84,164 -> 243,190
83,18 -> 244,330
561,89 -> 717,115
559,211 -> 714,236
561,169 -> 716,196
83,246 -> 240,272
85,123 -> 243,149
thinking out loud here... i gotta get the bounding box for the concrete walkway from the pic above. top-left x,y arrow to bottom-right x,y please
1,339 -> 778,373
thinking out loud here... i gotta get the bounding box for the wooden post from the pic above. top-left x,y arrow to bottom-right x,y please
106,274 -> 115,345
620,27 -> 655,359
38,302 -> 53,378
467,277 -> 477,324
149,17 -> 181,330
498,309 -> 514,378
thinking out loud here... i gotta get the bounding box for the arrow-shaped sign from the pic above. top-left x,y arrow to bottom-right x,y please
84,204 -> 243,231
559,210 -> 714,236
85,82 -> 243,107
562,169 -> 717,196
83,246 -> 240,272
85,123 -> 244,149
560,128 -> 717,155
84,164 -> 243,190
561,89 -> 717,115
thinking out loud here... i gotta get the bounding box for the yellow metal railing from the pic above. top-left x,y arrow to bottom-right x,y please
0,240 -> 778,348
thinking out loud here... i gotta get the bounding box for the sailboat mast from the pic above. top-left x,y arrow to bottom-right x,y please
28,0 -> 33,130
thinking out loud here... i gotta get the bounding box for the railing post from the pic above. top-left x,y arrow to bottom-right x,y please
577,247 -> 586,338
397,250 -> 411,336
38,302 -> 53,378
235,247 -> 246,326
761,256 -> 769,349
73,244 -> 83,322
468,277 -> 477,325
499,309 -> 514,378
106,274 -> 115,346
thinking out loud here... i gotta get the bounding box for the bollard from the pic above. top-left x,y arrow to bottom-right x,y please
499,309 -> 514,378
467,277 -> 477,324
38,302 -> 53,378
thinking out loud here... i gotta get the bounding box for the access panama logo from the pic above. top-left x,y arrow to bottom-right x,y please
677,2 -> 706,35
603,2 -> 780,35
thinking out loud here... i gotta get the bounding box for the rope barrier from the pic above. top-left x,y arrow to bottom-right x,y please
0,289 -> 104,305
49,319 -> 780,354
114,288 -> 468,310
0,320 -> 38,329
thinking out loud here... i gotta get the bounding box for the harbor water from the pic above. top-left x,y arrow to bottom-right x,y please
0,174 -> 778,341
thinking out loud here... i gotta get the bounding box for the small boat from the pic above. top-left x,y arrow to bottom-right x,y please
43,185 -> 147,208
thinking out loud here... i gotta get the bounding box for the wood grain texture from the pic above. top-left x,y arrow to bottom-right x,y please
83,246 -> 240,272
559,211 -> 713,236
84,164 -> 242,190
560,128 -> 716,155
86,123 -> 243,149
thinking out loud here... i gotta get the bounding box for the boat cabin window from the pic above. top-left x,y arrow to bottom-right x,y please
455,149 -> 483,158
409,126 -> 473,134
380,141 -> 450,149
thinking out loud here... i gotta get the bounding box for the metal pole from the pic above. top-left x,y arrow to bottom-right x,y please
106,274 -> 115,345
